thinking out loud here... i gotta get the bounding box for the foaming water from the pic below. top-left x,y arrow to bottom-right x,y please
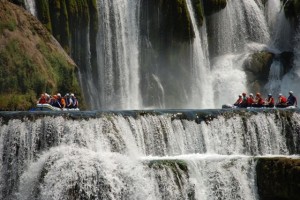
1,111 -> 299,199
95,0 -> 142,110
207,0 -> 270,106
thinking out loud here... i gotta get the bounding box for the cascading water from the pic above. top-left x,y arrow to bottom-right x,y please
95,0 -> 141,110
1,110 -> 299,199
24,0 -> 36,16
207,0 -> 270,107
264,58 -> 283,95
280,25 -> 300,95
185,0 -> 213,108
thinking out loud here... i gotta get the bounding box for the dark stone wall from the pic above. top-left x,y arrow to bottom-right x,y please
256,158 -> 300,200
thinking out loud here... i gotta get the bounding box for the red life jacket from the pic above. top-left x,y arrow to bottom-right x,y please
39,97 -> 46,104
280,96 -> 287,103
269,97 -> 274,105
247,97 -> 254,105
258,97 -> 264,105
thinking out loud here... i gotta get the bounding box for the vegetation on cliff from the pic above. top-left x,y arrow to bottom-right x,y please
35,0 -> 98,54
281,0 -> 300,19
0,1 -> 83,110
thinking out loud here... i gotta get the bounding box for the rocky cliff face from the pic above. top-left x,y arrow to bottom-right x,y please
0,1 -> 83,110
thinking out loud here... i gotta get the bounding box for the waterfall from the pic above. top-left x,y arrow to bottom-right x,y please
264,58 -> 283,95
24,0 -> 36,16
1,110 -> 299,199
207,0 -> 270,107
280,24 -> 300,95
185,0 -> 213,108
95,0 -> 142,110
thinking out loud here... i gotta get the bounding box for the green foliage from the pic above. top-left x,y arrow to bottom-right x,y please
192,0 -> 204,27
148,159 -> 188,172
0,39 -> 81,110
0,92 -> 36,111
37,42 -> 81,98
160,0 -> 195,42
0,40 -> 46,94
0,21 -> 17,33
36,0 -> 52,32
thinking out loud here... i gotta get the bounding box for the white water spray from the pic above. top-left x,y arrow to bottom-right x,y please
96,0 -> 141,110
264,59 -> 283,95
185,0 -> 214,108
208,0 -> 270,106
1,111 -> 299,199
24,0 -> 36,16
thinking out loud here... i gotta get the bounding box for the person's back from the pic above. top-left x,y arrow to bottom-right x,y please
266,94 -> 274,107
287,91 -> 297,106
234,95 -> 242,107
247,93 -> 254,107
52,95 -> 61,108
71,93 -> 78,108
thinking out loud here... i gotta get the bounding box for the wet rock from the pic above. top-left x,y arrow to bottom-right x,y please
256,157 -> 300,200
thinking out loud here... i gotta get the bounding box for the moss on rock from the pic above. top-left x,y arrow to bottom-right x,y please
256,157 -> 300,200
282,0 -> 300,19
0,2 -> 83,110
192,0 -> 204,27
34,0 -> 98,54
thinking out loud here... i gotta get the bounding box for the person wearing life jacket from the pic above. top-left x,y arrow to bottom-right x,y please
64,93 -> 73,108
234,94 -> 243,107
265,94 -> 275,108
70,93 -> 78,108
276,93 -> 287,108
239,92 -> 248,108
51,95 -> 61,108
247,93 -> 254,107
57,93 -> 66,109
37,93 -> 47,104
252,93 -> 264,107
287,91 -> 297,107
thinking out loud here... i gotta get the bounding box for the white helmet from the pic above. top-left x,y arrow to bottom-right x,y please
57,93 -> 61,97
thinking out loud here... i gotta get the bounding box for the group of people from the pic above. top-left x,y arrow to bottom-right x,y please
233,91 -> 297,108
37,92 -> 79,109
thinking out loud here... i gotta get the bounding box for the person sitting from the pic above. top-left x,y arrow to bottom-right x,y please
287,91 -> 297,107
234,94 -> 243,107
276,93 -> 287,108
247,93 -> 254,107
37,93 -> 47,104
51,95 -> 61,108
239,92 -> 248,108
64,93 -> 73,108
57,93 -> 66,109
265,94 -> 274,108
252,93 -> 264,107
70,93 -> 78,108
